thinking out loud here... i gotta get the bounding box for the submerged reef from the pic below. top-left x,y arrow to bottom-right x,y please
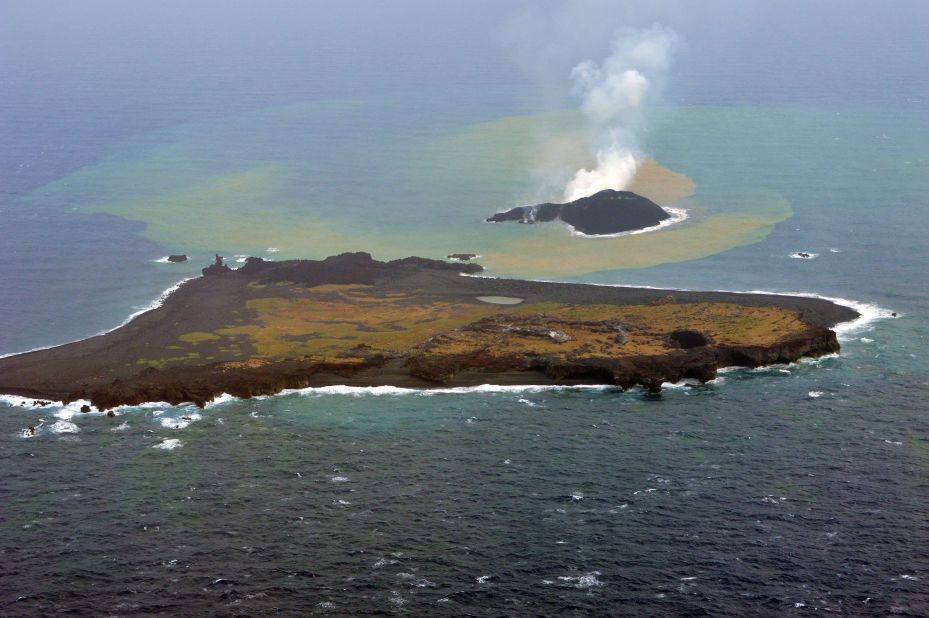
0,253 -> 855,409
486,189 -> 670,236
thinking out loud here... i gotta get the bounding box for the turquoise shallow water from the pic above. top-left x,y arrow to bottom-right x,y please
2,1 -> 929,614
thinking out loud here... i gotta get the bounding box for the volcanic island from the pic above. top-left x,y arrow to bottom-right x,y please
486,189 -> 672,235
0,252 -> 856,410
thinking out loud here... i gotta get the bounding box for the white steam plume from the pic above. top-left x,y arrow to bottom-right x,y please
563,25 -> 678,202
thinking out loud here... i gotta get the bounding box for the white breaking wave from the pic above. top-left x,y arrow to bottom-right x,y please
160,413 -> 202,429
285,384 -> 615,398
661,378 -> 702,389
153,438 -> 183,450
49,420 -> 79,434
205,393 -> 239,408
176,384 -> 620,408
0,394 -> 53,408
557,571 -> 604,589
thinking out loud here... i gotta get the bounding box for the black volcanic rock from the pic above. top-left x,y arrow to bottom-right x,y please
486,189 -> 670,236
167,254 -> 188,263
236,252 -> 482,286
202,254 -> 232,276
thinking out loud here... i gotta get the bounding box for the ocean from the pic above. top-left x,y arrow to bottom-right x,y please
1,1 -> 928,615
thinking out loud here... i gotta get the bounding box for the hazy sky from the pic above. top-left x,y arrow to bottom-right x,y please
3,0 -> 927,107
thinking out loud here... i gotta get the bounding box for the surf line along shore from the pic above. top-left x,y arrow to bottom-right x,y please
0,252 -> 856,410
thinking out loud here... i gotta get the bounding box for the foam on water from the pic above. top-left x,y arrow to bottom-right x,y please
662,378 -> 703,389
160,413 -> 202,429
205,393 -> 239,408
557,571 -> 604,589
153,438 -> 183,450
49,420 -> 79,434
54,400 -> 98,420
0,394 -> 53,408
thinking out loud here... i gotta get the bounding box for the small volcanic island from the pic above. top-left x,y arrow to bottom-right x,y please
486,189 -> 671,235
0,253 -> 856,410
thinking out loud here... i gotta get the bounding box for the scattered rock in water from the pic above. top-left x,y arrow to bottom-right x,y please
447,253 -> 477,261
167,254 -> 188,263
790,251 -> 818,259
80,404 -> 91,413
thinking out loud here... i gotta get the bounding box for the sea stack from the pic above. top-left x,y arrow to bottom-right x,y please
486,189 -> 670,236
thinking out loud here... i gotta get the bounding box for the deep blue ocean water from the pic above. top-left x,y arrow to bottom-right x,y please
1,2 -> 928,615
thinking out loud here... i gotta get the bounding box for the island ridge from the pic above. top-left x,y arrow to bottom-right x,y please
0,253 -> 856,410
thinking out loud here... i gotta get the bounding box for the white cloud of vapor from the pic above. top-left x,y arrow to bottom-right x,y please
563,25 -> 678,201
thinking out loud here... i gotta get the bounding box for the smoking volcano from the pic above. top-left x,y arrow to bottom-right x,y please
486,189 -> 670,236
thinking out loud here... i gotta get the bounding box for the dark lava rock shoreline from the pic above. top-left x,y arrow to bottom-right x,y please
487,189 -> 671,235
0,253 -> 857,410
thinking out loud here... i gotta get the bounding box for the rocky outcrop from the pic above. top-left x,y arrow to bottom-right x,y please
167,254 -> 188,263
407,325 -> 839,394
237,251 -> 482,285
202,254 -> 232,276
486,189 -> 670,236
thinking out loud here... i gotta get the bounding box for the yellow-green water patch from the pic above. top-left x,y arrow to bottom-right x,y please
22,101 -> 800,277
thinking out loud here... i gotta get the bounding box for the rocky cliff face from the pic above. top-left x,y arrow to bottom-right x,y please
74,326 -> 838,409
406,316 -> 840,394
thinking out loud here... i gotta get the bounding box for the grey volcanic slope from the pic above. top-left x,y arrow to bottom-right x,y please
486,189 -> 670,235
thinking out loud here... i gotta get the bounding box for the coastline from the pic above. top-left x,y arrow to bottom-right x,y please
567,205 -> 689,239
0,253 -> 871,411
